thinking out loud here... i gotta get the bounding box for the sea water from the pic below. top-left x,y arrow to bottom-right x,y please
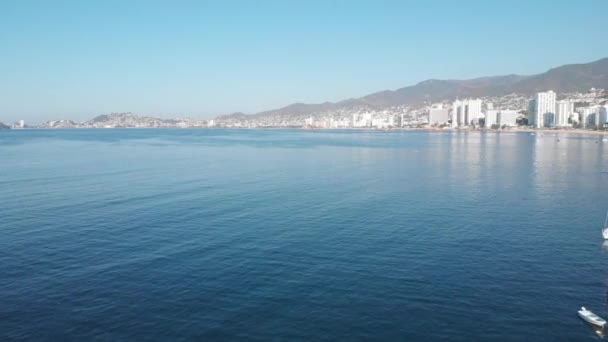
1,129 -> 608,341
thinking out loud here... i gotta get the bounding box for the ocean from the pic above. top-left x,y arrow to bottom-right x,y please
1,128 -> 608,341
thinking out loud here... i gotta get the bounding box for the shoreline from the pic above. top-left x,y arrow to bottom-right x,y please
413,127 -> 608,136
4,126 -> 608,136
304,126 -> 608,136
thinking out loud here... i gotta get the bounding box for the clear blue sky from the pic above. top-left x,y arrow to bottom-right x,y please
1,0 -> 607,123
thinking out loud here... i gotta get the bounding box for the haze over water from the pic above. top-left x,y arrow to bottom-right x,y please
1,129 -> 608,341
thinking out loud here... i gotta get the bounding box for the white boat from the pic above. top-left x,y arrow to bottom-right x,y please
603,211 -> 608,240
579,307 -> 606,327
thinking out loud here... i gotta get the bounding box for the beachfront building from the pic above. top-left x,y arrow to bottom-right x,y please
484,109 -> 498,127
555,100 -> 574,127
600,106 -> 608,129
578,106 -> 598,129
528,91 -> 556,128
451,101 -> 460,127
451,98 -> 482,127
428,104 -> 449,125
497,110 -> 518,127
352,113 -> 373,128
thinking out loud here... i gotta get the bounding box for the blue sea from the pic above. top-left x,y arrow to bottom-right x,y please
1,128 -> 608,341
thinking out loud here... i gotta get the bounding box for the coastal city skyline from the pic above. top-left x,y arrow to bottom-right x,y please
3,56 -> 608,130
21,88 -> 606,131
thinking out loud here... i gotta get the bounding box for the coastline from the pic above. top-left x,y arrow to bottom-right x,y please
6,126 -> 608,136
412,127 -> 608,136
304,126 -> 608,136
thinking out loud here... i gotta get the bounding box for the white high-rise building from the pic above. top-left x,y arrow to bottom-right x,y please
599,106 -> 608,129
428,108 -> 449,125
467,99 -> 482,125
578,106 -> 598,128
497,110 -> 518,127
429,104 -> 449,125
555,100 -> 573,127
451,98 -> 482,127
484,110 -> 498,127
528,91 -> 556,128
451,101 -> 460,127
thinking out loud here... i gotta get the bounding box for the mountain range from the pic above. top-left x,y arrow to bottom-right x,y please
218,57 -> 608,121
